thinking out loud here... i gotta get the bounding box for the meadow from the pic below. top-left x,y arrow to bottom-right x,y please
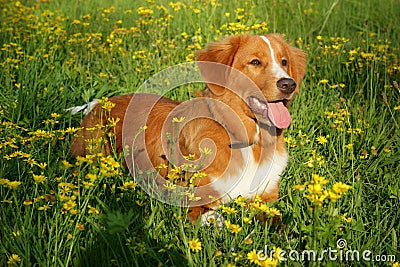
1,0 -> 399,266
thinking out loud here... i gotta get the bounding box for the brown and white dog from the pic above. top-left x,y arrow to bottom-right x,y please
70,34 -> 306,223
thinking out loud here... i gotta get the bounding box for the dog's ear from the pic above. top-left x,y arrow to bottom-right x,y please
287,44 -> 307,94
196,35 -> 242,96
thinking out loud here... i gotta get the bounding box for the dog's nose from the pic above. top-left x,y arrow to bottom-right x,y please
277,78 -> 296,93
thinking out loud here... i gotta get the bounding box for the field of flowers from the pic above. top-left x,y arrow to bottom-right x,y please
1,0 -> 399,266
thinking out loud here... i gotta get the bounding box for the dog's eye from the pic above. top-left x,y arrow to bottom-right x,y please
250,59 -> 261,66
281,59 -> 288,66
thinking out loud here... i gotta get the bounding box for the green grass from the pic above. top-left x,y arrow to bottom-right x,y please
1,0 -> 399,266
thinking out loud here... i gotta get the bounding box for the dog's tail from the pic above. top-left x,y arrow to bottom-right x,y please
66,99 -> 102,157
64,99 -> 100,115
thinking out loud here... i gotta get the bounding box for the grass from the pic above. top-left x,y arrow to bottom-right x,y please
1,0 -> 399,266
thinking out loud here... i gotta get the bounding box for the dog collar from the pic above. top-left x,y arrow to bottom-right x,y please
229,142 -> 252,149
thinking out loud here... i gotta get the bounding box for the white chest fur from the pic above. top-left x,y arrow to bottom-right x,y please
211,146 -> 288,203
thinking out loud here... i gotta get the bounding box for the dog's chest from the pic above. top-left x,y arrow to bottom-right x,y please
211,146 -> 288,203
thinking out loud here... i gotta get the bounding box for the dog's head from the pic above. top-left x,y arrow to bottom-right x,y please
196,34 -> 307,130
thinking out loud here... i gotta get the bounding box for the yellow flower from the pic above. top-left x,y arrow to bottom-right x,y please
327,190 -> 341,201
136,6 -> 154,16
267,207 -> 282,217
167,166 -> 181,181
272,246 -> 283,261
1,178 -> 10,185
100,156 -> 121,177
163,181 -> 177,190
82,181 -> 94,188
185,53 -> 195,62
156,163 -> 168,169
293,183 -> 308,191
183,153 -> 196,160
172,116 -> 185,123
308,183 -> 323,194
244,237 -> 253,244
25,158 -> 38,166
299,172 -> 352,206
229,224 -> 242,234
188,238 -> 202,252
305,193 -> 327,207
220,205 -> 238,214
312,174 -> 329,185
341,213 -> 353,223
234,196 -> 247,207
76,223 -> 85,231
332,182 -> 352,194
70,209 -> 78,215
59,182 -> 76,189
251,202 -> 269,213
107,117 -> 120,127
38,205 -> 50,211
64,127 -> 80,133
85,173 -> 97,181
316,135 -> 328,144
12,231 -> 21,237
8,181 -> 22,189
284,136 -> 293,144
88,205 -> 100,214
100,97 -> 116,111
32,173 -> 46,184
7,254 -> 21,266
190,171 -> 207,184
247,249 -> 260,264
23,199 -> 33,205
224,220 -> 242,234
37,162 -> 47,169
63,200 -> 76,210
200,147 -> 212,155
214,250 -> 222,257
345,143 -> 354,149
187,192 -> 201,202
360,52 -> 374,59
319,79 -> 329,84
181,32 -> 189,39
360,151 -> 369,159
348,48 -> 358,56
119,181 -> 138,190
384,147 -> 391,153
243,217 -> 253,224
259,257 -> 279,266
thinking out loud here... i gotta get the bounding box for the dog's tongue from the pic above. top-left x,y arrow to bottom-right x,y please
264,102 -> 292,129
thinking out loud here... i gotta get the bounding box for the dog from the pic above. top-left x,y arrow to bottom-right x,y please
70,34 -> 307,223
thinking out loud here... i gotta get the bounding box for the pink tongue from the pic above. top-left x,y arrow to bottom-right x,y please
266,102 -> 292,129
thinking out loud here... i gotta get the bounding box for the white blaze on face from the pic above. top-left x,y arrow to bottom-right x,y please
260,36 -> 291,79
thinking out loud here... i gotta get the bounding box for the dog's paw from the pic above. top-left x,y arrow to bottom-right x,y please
200,210 -> 225,228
